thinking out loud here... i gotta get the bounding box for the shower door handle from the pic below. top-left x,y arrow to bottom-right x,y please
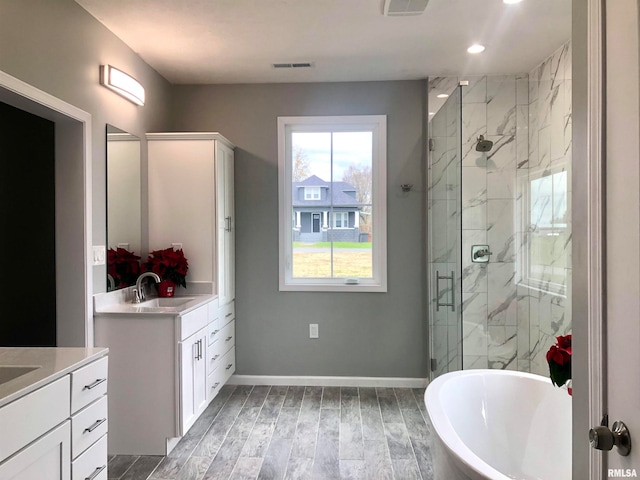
435,271 -> 455,312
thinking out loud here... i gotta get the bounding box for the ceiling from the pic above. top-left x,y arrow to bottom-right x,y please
75,0 -> 571,85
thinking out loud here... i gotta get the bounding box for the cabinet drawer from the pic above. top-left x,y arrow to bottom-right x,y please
179,305 -> 208,341
221,346 -> 236,384
218,301 -> 235,326
71,357 -> 108,414
206,367 -> 224,402
220,320 -> 235,354
207,339 -> 224,376
71,434 -> 107,480
0,375 -> 70,462
206,317 -> 221,346
71,395 -> 108,459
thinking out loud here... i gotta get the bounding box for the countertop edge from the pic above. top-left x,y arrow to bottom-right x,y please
0,348 -> 109,408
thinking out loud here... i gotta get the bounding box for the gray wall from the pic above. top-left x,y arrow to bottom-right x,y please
172,82 -> 428,378
0,0 -> 173,292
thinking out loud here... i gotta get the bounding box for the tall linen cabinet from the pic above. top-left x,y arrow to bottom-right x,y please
147,132 -> 237,397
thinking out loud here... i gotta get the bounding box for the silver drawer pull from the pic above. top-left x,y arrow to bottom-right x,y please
213,354 -> 220,361
83,418 -> 107,433
83,378 -> 106,390
85,464 -> 106,480
213,382 -> 220,388
212,329 -> 220,335
225,336 -> 233,342
226,363 -> 233,370
225,312 -> 233,318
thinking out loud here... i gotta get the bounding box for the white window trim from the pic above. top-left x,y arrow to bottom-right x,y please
304,187 -> 320,200
516,163 -> 569,297
278,115 -> 387,292
333,212 -> 349,229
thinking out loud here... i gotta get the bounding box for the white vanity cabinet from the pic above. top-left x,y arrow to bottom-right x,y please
216,142 -> 235,307
94,296 -> 228,455
0,351 -> 109,480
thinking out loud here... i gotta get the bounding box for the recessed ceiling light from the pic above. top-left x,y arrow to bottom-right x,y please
436,94 -> 449,99
503,0 -> 523,4
467,44 -> 486,54
429,112 -> 435,116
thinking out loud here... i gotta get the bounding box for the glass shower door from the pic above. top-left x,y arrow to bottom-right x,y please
427,85 -> 462,380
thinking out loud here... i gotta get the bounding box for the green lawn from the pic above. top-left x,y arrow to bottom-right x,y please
293,242 -> 371,249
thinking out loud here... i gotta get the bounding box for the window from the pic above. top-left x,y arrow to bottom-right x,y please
304,187 -> 320,200
278,115 -> 387,292
333,212 -> 348,228
517,164 -> 569,295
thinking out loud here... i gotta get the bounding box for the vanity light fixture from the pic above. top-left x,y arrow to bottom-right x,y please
99,65 -> 145,106
467,44 -> 486,54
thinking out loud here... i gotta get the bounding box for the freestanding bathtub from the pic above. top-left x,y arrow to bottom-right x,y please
424,369 -> 571,480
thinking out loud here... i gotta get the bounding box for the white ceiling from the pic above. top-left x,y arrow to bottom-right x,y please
75,0 -> 571,85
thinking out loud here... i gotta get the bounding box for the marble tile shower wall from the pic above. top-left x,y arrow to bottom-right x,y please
523,41 -> 572,376
427,40 -> 572,377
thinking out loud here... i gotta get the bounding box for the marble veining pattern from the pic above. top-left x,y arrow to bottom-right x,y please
428,40 -> 571,378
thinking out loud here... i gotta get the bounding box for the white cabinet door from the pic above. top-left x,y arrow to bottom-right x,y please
0,421 -> 71,480
179,327 -> 208,435
217,142 -> 235,306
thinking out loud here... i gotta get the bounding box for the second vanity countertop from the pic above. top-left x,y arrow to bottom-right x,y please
0,347 -> 108,408
94,288 -> 217,316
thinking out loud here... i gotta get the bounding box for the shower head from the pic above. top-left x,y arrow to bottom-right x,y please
475,135 -> 493,152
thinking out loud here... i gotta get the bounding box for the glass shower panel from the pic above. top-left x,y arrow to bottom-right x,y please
427,86 -> 462,379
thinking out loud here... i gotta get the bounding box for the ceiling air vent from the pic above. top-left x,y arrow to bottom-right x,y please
383,0 -> 430,16
272,62 -> 315,69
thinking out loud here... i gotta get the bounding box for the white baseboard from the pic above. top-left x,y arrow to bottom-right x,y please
228,375 -> 428,388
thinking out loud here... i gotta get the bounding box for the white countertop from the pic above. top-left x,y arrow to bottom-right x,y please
0,347 -> 108,408
94,293 -> 217,316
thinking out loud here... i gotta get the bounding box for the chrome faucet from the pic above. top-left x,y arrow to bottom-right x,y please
133,272 -> 161,303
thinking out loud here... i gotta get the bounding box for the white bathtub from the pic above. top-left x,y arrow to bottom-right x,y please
424,369 -> 571,480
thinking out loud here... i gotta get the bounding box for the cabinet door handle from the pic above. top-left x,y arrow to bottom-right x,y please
225,312 -> 233,318
85,465 -> 107,480
83,378 -> 106,390
226,363 -> 233,370
225,336 -> 233,342
199,339 -> 203,360
84,418 -> 107,433
225,216 -> 232,232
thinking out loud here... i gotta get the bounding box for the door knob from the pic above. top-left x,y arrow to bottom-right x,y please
589,421 -> 631,456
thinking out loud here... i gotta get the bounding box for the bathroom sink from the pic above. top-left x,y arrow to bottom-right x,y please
0,366 -> 39,385
137,297 -> 196,308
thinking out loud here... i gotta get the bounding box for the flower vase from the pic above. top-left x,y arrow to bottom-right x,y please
158,279 -> 175,297
565,379 -> 572,396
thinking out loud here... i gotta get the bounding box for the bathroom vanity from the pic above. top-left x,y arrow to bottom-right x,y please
0,347 -> 109,480
94,293 -> 236,455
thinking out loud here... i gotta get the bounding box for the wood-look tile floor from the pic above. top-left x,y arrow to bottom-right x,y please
107,385 -> 433,480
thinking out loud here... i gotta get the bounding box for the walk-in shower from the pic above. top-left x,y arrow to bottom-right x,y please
427,41 -> 573,380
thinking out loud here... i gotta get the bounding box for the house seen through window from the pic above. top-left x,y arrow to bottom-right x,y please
278,115 -> 387,292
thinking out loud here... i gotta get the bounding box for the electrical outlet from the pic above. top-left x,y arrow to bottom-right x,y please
309,323 -> 319,339
172,243 -> 183,251
92,245 -> 106,266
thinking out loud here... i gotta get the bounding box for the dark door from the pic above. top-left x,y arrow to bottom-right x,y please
312,213 -> 320,233
0,101 -> 56,346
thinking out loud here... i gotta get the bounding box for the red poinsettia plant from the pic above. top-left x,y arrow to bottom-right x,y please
108,247 -> 141,289
142,247 -> 189,288
546,334 -> 572,394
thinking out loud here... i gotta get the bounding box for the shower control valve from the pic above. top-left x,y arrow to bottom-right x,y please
471,245 -> 492,263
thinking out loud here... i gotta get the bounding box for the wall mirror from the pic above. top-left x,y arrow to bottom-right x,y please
106,124 -> 142,291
